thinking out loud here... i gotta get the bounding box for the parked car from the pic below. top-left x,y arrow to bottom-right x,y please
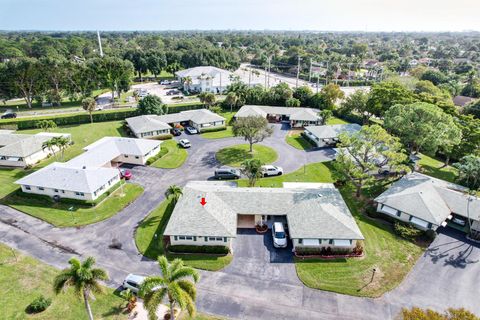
122,274 -> 146,294
171,128 -> 182,136
119,168 -> 132,180
272,222 -> 287,248
1,110 -> 17,119
159,80 -> 171,85
261,165 -> 283,177
214,168 -> 241,180
166,89 -> 180,96
179,139 -> 191,148
185,126 -> 198,134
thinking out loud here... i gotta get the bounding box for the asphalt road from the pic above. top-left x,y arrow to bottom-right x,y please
0,125 -> 479,319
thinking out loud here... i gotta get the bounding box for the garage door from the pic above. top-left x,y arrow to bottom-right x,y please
237,215 -> 255,228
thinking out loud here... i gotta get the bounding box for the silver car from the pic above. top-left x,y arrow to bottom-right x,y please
122,274 -> 146,294
272,222 -> 287,248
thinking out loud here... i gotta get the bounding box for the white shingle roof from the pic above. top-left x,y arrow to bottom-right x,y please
175,66 -> 234,87
375,173 -> 480,224
126,115 -> 171,135
305,124 -> 362,140
155,109 -> 225,125
164,181 -> 364,240
0,132 -> 71,157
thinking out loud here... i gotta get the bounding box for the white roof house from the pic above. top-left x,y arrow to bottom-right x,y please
304,124 -> 362,147
164,181 -> 364,248
0,131 -> 71,168
126,109 -> 226,137
375,172 -> 480,230
16,137 -> 161,201
234,105 -> 322,127
175,66 -> 234,93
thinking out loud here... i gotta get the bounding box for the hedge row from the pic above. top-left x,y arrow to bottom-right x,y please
168,245 -> 230,255
199,126 -> 227,133
166,103 -> 205,114
0,108 -> 138,130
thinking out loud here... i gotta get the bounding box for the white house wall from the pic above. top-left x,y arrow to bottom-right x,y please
170,235 -> 232,248
292,238 -> 357,251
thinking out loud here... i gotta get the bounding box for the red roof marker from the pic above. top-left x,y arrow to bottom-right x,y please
200,197 -> 207,206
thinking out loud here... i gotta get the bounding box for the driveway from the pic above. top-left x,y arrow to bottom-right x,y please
1,126 -> 479,319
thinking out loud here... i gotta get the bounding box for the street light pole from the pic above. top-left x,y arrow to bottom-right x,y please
296,56 -> 301,88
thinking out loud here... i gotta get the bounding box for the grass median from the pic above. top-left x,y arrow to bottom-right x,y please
216,144 -> 277,167
150,139 -> 188,169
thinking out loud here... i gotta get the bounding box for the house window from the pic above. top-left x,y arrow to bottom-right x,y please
208,237 -> 216,241
396,211 -> 401,217
135,156 -> 139,159
75,192 -> 84,197
61,190 -> 65,194
25,185 -> 31,190
38,187 -> 44,191
204,237 -> 208,242
178,236 -> 186,240
54,189 -> 59,193
298,239 -> 303,244
125,155 -> 129,158
329,239 -> 333,245
185,236 -> 193,241
174,236 -> 178,241
223,237 -> 227,242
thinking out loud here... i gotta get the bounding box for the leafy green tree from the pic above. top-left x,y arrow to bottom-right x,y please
232,116 -> 273,152
285,97 -> 301,107
165,185 -> 183,204
39,56 -> 68,106
138,95 -> 166,115
225,92 -> 239,112
339,90 -> 370,123
166,62 -> 181,75
146,50 -> 167,78
139,256 -> 199,320
420,69 -> 449,86
268,82 -> 293,105
334,125 -> 409,197
320,83 -> 344,109
53,257 -> 109,320
90,57 -> 134,102
226,80 -> 249,105
66,61 -> 97,100
384,102 -> 462,159
36,119 -> 57,132
453,155 -> 480,190
293,85 -> 313,106
450,115 -> 480,161
319,109 -> 333,125
465,99 -> 480,119
51,136 -> 70,161
124,49 -> 148,80
4,57 -> 44,108
241,158 -> 264,187
42,138 -> 57,159
82,97 -> 97,124
366,81 -> 415,117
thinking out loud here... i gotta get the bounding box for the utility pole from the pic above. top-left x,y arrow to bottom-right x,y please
264,63 -> 268,89
267,56 -> 272,88
97,30 -> 104,57
296,56 -> 301,88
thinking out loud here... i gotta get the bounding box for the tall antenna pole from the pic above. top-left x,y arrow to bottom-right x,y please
97,31 -> 104,57
296,56 -> 301,88
308,58 -> 312,83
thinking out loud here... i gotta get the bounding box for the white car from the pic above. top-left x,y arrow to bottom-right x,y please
122,274 -> 146,294
272,222 -> 287,248
185,126 -> 198,134
261,165 -> 283,177
179,139 -> 191,148
160,80 -> 170,85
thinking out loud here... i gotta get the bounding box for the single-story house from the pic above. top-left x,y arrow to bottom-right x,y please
304,124 -> 362,147
164,181 -> 364,252
16,137 -> 161,201
126,109 -> 226,137
0,130 -> 71,168
375,172 -> 480,234
234,105 -> 322,127
175,66 -> 234,94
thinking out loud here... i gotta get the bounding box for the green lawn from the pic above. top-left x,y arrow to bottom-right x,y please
2,183 -> 144,227
216,144 -> 278,167
237,162 -> 334,187
285,131 -> 315,150
0,168 -> 29,199
295,186 -> 424,297
135,198 -> 232,271
201,127 -> 234,139
418,153 -> 458,183
327,116 -> 350,125
0,243 -> 127,320
151,139 -> 188,169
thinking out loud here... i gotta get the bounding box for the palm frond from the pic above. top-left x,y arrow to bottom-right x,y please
177,280 -> 197,301
171,267 -> 199,283
144,288 -> 168,320
158,256 -> 170,279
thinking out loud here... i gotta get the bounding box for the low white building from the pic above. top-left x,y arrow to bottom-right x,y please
164,181 -> 364,252
0,130 -> 71,168
304,124 -> 362,147
16,137 -> 161,201
234,105 -> 322,127
176,66 -> 234,94
126,109 -> 226,138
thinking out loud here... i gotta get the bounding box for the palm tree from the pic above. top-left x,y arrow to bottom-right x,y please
53,257 -> 109,320
240,159 -> 264,187
165,185 -> 182,204
139,256 -> 199,320
51,136 -> 70,161
225,92 -> 238,112
183,76 -> 192,92
82,97 -> 97,124
42,138 -> 57,159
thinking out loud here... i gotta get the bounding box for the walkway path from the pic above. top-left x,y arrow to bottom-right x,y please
1,124 -> 479,319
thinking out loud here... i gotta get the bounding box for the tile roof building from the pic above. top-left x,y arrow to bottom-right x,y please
234,105 -> 322,127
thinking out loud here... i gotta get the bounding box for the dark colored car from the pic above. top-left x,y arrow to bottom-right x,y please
1,112 -> 17,119
171,128 -> 182,136
214,168 -> 241,180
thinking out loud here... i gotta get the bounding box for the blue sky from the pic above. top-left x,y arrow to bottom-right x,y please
1,0 -> 479,31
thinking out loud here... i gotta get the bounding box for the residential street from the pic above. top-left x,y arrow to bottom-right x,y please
0,124 -> 479,319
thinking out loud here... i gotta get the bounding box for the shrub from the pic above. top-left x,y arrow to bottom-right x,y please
394,221 -> 423,241
26,295 -> 52,314
166,103 -> 205,114
146,146 -> 169,165
424,229 -> 437,241
199,126 -> 226,133
151,134 -> 173,140
168,245 -> 229,255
